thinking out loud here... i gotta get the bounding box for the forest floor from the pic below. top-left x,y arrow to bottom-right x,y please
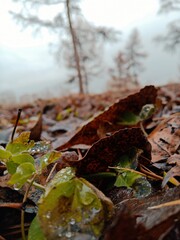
0,83 -> 180,240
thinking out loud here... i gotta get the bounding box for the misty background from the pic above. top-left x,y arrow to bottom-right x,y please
0,0 -> 180,104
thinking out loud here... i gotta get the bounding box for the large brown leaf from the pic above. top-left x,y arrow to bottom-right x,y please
62,128 -> 151,175
57,86 -> 157,150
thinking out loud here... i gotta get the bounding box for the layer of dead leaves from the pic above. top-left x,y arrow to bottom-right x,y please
0,83 -> 180,240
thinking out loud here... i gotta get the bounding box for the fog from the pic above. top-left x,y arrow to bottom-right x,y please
0,0 -> 179,104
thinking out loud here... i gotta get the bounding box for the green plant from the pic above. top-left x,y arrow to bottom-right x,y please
0,132 -> 114,240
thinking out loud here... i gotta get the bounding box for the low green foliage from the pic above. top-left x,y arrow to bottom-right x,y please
0,132 -> 114,240
33,167 -> 113,239
0,132 -> 60,189
112,147 -> 151,197
119,104 -> 155,125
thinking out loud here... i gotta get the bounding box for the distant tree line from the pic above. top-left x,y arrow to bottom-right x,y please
10,0 -> 178,94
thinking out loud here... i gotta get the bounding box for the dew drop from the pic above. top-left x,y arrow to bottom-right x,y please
14,186 -> 20,191
65,231 -> 73,238
70,219 -> 76,225
133,177 -> 151,198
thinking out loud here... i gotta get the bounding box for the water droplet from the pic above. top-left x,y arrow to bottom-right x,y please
133,177 -> 151,198
65,231 -> 73,238
70,219 -> 76,225
14,185 -> 20,191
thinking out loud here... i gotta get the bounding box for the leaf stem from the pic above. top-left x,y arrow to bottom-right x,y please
27,179 -> 45,191
21,174 -> 37,240
140,121 -> 148,137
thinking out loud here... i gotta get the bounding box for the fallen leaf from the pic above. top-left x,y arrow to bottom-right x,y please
30,113 -> 42,141
162,165 -> 180,187
148,113 -> 180,163
108,186 -> 180,240
62,128 -> 151,175
57,86 -> 157,150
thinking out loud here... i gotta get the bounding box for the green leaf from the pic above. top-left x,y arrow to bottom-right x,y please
8,162 -> 35,189
12,131 -> 31,144
6,142 -> 34,155
114,174 -> 129,188
125,171 -> 143,187
114,170 -> 151,198
114,170 -> 142,188
117,147 -> 142,169
39,151 -> 61,172
0,148 -> 12,162
28,216 -> 46,240
119,111 -> 140,125
6,132 -> 34,154
6,161 -> 19,174
38,167 -> 113,239
6,153 -> 34,175
11,153 -> 34,165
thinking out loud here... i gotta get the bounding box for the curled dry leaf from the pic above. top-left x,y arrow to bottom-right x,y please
29,113 -> 42,141
162,165 -> 180,187
148,113 -> 180,163
57,86 -> 157,150
62,128 -> 151,175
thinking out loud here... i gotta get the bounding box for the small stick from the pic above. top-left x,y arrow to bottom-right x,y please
11,109 -> 22,142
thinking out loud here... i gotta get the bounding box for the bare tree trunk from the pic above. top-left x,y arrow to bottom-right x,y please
66,0 -> 84,94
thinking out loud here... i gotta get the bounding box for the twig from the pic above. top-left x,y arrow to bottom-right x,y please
148,199 -> 180,209
11,109 -> 22,142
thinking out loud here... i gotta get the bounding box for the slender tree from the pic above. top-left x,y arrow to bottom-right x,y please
64,18 -> 119,93
109,28 -> 147,90
10,0 -> 120,94
125,28 -> 147,86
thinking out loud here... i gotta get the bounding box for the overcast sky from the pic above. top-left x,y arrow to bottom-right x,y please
0,0 -> 179,103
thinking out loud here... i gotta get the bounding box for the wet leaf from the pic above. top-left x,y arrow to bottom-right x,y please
0,148 -> 12,162
118,111 -> 140,125
28,216 -> 45,240
109,186 -> 180,240
29,141 -> 51,155
5,153 -> 35,174
116,147 -> 142,169
11,153 -> 34,165
114,171 -> 142,188
37,167 -> 114,239
64,128 -> 151,175
57,86 -> 157,150
8,162 -> 36,189
6,132 -> 34,155
39,151 -> 61,172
